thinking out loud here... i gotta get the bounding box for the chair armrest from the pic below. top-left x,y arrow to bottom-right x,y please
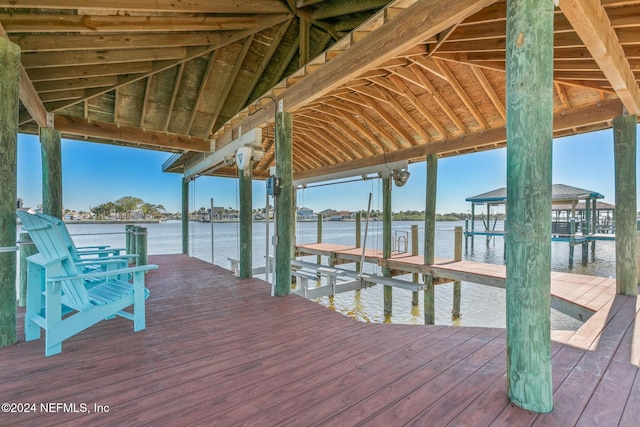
47,264 -> 158,282
76,248 -> 126,256
26,253 -> 67,267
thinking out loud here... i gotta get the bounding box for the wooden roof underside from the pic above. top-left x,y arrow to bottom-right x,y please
4,0 -> 640,182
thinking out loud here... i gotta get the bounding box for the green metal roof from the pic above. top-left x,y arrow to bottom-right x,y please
466,184 -> 605,204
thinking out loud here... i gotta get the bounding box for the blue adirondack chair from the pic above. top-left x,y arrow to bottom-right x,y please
17,211 -> 158,356
34,212 -> 134,262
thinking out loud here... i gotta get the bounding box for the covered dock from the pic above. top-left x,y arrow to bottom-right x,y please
1,255 -> 639,426
1,0 -> 640,417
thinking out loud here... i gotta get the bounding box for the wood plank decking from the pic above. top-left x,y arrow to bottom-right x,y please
1,254 -> 639,426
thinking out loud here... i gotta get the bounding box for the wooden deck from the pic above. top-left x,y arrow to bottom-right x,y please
2,254 -> 639,426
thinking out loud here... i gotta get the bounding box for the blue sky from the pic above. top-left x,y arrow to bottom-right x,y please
16,127 -> 636,214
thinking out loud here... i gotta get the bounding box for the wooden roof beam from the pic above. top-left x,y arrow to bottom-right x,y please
471,66 -> 506,122
218,0 -> 496,146
559,0 -> 640,114
285,0 -> 497,111
0,23 -> 46,127
237,19 -> 292,110
48,13 -> 292,114
437,60 -> 488,129
54,115 -> 211,152
163,63 -> 185,132
387,74 -> 449,139
294,99 -> 627,182
299,116 -> 369,158
0,1 -> 290,13
311,0 -> 390,20
0,14 -> 261,33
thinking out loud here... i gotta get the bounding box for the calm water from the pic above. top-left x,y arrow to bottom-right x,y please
35,219 -> 617,330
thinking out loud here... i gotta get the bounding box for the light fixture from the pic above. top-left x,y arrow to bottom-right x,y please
392,168 -> 411,187
235,146 -> 253,171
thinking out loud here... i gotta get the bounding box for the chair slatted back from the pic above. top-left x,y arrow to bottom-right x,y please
17,211 -> 90,306
36,212 -> 83,262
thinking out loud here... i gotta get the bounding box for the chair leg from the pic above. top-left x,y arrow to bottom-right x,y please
44,281 -> 63,356
132,271 -> 146,332
25,263 -> 43,341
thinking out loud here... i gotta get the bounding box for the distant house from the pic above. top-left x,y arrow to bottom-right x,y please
297,207 -> 316,220
209,206 -> 226,220
319,209 -> 337,219
330,211 -> 354,221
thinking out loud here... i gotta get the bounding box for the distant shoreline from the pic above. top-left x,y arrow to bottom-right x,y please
64,219 -> 163,224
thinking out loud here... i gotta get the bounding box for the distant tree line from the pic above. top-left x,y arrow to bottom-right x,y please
391,211 -> 475,221
91,196 -> 166,220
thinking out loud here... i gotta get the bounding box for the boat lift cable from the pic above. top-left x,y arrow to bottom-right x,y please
190,179 -> 196,256
235,168 -> 240,261
359,192 -> 373,278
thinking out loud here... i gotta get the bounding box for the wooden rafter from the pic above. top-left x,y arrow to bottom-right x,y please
47,14 -> 291,114
54,115 -> 211,152
203,36 -> 254,136
237,19 -> 293,110
373,85 -> 431,143
437,60 -> 488,129
357,91 -> 415,147
404,64 -> 467,133
554,81 -> 571,111
293,99 -> 626,182
185,50 -> 220,136
559,0 -> 640,114
139,76 -> 153,128
163,63 -> 185,132
310,104 -> 382,155
471,66 -> 506,121
327,101 -> 386,154
0,23 -> 47,127
299,124 -> 355,161
387,74 -> 448,138
0,1 -> 291,13
0,14 -> 261,34
27,62 -> 153,83
300,116 -> 368,158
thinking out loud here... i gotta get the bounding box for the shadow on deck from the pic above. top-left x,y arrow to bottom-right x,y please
1,254 -> 638,426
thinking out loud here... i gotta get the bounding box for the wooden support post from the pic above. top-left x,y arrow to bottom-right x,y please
452,226 -> 462,319
505,0 -> 554,413
135,226 -> 148,268
0,37 -> 20,348
582,241 -> 588,266
275,110 -> 293,296
355,212 -> 361,273
126,224 -> 136,255
569,218 -> 576,267
291,188 -> 297,283
584,197 -> 591,235
40,127 -> 63,219
382,177 -> 392,315
317,213 -> 323,265
591,198 -> 597,255
18,233 -> 36,307
424,153 -> 437,325
614,113 -> 638,296
181,177 -> 189,255
470,203 -> 475,251
486,203 -> 491,246
411,224 -> 419,306
239,164 -> 253,278
464,218 -> 468,252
